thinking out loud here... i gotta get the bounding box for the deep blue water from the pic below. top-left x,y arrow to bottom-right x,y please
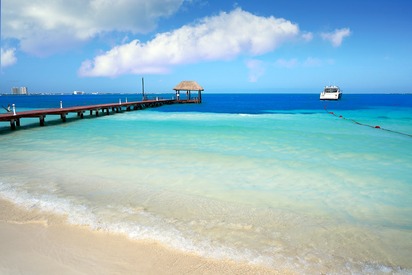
1,93 -> 411,114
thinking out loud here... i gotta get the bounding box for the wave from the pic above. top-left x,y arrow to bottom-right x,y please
1,180 -> 410,274
0,181 -> 273,268
109,110 -> 309,122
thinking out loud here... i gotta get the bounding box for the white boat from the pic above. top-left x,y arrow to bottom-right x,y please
73,91 -> 85,95
320,85 -> 342,100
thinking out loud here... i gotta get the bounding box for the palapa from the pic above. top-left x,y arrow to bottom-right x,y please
173,80 -> 203,103
173,81 -> 204,91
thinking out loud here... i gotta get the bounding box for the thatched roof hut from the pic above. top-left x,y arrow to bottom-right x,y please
173,81 -> 204,91
173,81 -> 203,103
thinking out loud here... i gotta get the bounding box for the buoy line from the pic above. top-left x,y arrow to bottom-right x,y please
323,104 -> 412,138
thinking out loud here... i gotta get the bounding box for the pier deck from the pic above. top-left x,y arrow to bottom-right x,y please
0,98 -> 188,130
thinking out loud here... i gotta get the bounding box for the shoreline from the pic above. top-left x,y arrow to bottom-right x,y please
0,198 -> 287,274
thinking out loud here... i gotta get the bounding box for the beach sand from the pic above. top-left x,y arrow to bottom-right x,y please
0,198 -> 287,274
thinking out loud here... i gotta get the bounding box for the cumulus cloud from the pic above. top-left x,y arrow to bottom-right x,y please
2,0 -> 183,56
79,8 -> 299,77
1,48 -> 17,68
321,28 -> 351,47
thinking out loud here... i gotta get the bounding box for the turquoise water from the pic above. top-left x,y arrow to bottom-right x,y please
0,94 -> 411,273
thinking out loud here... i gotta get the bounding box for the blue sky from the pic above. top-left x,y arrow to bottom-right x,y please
1,0 -> 411,94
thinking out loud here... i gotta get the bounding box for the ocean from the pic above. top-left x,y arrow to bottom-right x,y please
1,93 -> 411,273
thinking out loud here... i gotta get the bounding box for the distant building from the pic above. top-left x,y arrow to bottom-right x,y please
20,87 -> 28,94
11,87 -> 28,95
12,87 -> 19,94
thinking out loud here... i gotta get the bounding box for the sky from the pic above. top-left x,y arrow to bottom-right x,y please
1,0 -> 412,94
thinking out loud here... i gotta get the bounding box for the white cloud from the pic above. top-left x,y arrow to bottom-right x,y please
246,59 -> 265,82
2,0 -> 183,56
1,48 -> 17,68
79,8 -> 299,77
321,28 -> 351,47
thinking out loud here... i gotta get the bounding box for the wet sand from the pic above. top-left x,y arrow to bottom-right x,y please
0,199 -> 287,274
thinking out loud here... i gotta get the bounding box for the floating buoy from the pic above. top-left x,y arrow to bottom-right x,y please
375,126 -> 381,129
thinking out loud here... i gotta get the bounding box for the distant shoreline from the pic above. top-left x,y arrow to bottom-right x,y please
1,92 -> 412,96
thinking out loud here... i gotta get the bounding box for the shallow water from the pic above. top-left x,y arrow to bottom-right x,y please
1,94 -> 411,273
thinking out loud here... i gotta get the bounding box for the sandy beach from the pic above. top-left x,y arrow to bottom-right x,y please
0,198 -> 286,274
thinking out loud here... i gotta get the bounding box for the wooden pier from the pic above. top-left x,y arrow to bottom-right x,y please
0,98 -> 192,130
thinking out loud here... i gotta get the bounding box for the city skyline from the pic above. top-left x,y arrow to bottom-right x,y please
1,0 -> 412,94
